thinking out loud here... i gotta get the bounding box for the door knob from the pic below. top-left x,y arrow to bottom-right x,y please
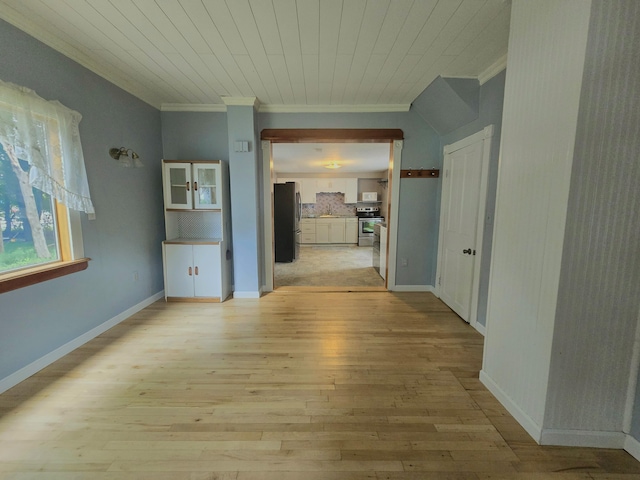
462,248 -> 472,255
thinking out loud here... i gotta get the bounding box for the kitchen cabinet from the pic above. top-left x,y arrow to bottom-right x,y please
315,222 -> 329,243
300,219 -> 316,244
164,243 -> 221,299
164,161 -> 221,209
316,218 -> 345,243
301,179 -> 317,203
379,225 -> 387,281
345,218 -> 358,243
344,178 -> 358,203
316,178 -> 346,193
162,160 -> 231,302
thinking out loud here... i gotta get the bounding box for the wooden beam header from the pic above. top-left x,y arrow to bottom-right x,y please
260,128 -> 404,143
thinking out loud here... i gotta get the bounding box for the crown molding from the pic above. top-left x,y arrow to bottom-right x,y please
159,103 -> 412,113
478,54 -> 507,85
259,104 -> 411,113
0,7 -> 162,109
221,96 -> 260,108
161,104 -> 227,112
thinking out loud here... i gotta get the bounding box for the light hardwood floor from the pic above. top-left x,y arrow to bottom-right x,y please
1,291 -> 639,479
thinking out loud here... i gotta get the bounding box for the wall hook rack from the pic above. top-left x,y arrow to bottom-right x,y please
400,168 -> 440,178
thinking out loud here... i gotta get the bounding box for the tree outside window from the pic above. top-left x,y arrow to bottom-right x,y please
0,142 -> 60,273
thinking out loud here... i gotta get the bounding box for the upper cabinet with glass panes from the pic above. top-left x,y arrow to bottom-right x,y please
163,161 -> 221,210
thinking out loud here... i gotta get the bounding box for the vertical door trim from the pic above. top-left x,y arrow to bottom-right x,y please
262,140 -> 274,292
436,125 -> 494,332
386,139 -> 403,291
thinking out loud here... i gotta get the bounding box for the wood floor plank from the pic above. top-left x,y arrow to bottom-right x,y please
0,291 -> 638,478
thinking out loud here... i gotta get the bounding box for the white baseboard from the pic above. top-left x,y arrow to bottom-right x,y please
0,291 -> 164,395
541,429 -> 625,449
233,291 -> 261,299
479,369 -> 542,442
391,285 -> 435,293
625,434 -> 640,461
474,322 -> 486,336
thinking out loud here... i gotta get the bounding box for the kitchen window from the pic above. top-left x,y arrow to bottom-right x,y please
0,79 -> 94,293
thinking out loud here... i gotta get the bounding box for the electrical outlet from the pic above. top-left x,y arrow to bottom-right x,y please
400,258 -> 408,267
133,270 -> 139,282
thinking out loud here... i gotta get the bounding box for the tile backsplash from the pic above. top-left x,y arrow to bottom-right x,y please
302,193 -> 356,216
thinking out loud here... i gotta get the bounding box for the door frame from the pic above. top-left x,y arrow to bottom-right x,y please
435,125 -> 494,331
260,129 -> 404,292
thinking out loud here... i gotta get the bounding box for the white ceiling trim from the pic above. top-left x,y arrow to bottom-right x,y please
160,103 -> 411,113
478,54 -> 508,85
161,104 -> 227,112
0,6 -> 162,109
221,96 -> 260,108
259,104 -> 411,113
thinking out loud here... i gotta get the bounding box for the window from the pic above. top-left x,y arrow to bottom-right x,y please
0,79 -> 94,292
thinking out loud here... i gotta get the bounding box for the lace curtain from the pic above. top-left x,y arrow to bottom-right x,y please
0,79 -> 95,215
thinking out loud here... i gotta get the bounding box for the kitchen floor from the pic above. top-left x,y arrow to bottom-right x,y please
274,245 -> 384,287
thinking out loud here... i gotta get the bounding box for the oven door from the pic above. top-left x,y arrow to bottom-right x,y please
358,218 -> 381,246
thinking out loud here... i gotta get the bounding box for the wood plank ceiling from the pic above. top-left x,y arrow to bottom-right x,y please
0,0 -> 511,110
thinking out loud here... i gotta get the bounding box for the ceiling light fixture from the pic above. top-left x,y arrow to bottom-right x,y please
324,162 -> 342,169
109,147 -> 143,168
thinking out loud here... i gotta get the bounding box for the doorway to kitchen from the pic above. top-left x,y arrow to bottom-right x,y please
261,129 -> 404,292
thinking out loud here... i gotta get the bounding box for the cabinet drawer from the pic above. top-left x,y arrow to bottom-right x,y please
301,223 -> 315,233
301,234 -> 316,243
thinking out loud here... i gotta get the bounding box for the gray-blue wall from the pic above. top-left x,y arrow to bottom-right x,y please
439,70 -> 507,327
0,19 -> 165,381
161,111 -> 228,160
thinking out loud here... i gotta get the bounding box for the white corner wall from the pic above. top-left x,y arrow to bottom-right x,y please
480,0 -> 592,440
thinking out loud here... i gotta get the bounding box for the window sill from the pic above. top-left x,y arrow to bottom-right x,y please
0,258 -> 90,294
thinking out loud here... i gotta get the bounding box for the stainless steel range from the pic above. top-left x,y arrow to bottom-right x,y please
356,207 -> 384,247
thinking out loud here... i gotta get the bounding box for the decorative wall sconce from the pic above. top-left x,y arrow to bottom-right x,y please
109,147 -> 143,168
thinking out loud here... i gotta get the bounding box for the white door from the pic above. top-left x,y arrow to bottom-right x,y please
193,245 -> 221,297
438,141 -> 484,321
164,244 -> 194,297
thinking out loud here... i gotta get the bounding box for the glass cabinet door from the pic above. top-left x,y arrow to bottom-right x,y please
193,164 -> 220,209
164,163 -> 193,209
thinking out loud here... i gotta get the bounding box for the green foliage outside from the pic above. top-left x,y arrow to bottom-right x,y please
0,240 -> 57,273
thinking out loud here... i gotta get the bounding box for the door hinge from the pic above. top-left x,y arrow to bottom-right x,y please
438,275 -> 441,285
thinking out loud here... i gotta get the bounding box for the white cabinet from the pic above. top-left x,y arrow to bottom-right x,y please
315,222 -> 329,243
162,159 -> 231,302
316,178 -> 346,193
329,220 -> 345,243
316,218 -> 345,243
379,225 -> 387,281
301,218 -> 357,244
164,161 -> 221,209
300,219 -> 316,244
164,244 -> 221,299
344,178 -> 358,203
345,218 -> 358,243
301,179 -> 317,203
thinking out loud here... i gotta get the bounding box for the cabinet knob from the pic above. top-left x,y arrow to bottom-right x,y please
194,181 -> 198,191
188,266 -> 192,276
186,181 -> 190,191
195,266 -> 199,275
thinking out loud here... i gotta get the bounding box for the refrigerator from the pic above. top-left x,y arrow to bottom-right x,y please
274,182 -> 301,262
